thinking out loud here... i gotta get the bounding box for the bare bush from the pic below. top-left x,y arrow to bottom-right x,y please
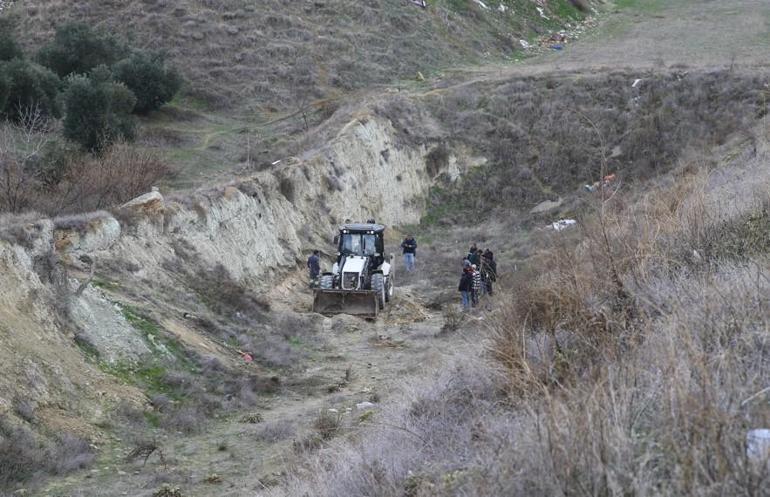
0,417 -> 94,490
314,411 -> 342,440
44,142 -> 170,214
255,419 -> 295,443
0,120 -> 171,216
0,106 -> 50,213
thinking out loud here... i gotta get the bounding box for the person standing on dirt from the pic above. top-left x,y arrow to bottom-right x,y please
482,250 -> 496,295
307,250 -> 321,288
458,266 -> 473,311
471,264 -> 481,307
401,235 -> 417,272
467,243 -> 478,262
469,248 -> 481,268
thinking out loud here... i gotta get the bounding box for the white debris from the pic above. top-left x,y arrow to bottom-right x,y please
327,408 -> 339,414
536,7 -> 549,19
473,0 -> 490,9
356,401 -> 376,411
520,39 -> 531,49
547,219 -> 577,231
632,78 -> 643,88
271,159 -> 282,165
498,3 -> 508,13
747,429 -> 770,466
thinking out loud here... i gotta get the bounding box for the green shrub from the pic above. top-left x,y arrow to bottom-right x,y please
0,72 -> 9,112
62,67 -> 136,152
0,20 -> 23,62
37,22 -> 127,78
113,52 -> 182,114
0,59 -> 61,121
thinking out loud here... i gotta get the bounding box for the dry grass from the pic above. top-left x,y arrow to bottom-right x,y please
423,70 -> 767,223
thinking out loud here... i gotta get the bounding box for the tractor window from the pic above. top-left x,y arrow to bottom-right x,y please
341,233 -> 379,256
341,234 -> 362,255
363,234 -> 377,256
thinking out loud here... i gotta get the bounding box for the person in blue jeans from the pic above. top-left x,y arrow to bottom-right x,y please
401,235 -> 417,272
458,266 -> 474,311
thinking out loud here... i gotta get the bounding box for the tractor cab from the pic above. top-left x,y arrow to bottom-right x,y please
336,223 -> 385,270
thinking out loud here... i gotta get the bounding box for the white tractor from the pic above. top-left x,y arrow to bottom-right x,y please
312,223 -> 394,317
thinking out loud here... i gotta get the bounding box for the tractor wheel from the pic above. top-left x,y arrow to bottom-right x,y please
385,274 -> 394,302
319,274 -> 334,290
371,273 -> 386,309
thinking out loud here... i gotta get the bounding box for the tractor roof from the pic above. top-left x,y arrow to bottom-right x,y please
340,223 -> 386,233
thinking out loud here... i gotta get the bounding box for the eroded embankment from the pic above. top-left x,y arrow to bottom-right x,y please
0,106 -> 471,487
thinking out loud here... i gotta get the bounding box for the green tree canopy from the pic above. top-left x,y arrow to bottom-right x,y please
0,19 -> 23,61
0,72 -> 10,112
112,51 -> 182,114
62,67 -> 136,152
0,59 -> 61,121
37,22 -> 128,78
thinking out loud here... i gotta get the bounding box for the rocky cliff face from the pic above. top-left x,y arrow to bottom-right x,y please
0,109 -> 472,430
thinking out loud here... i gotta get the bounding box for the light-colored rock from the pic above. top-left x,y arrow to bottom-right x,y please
69,288 -> 151,363
120,190 -> 164,211
53,213 -> 121,256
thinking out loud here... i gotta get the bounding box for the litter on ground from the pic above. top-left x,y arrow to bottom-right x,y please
747,429 -> 770,465
584,173 -> 618,193
547,219 -> 577,231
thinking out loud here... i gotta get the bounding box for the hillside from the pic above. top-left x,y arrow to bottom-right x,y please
0,1 -> 769,496
11,0 -> 590,111
5,0 -> 596,188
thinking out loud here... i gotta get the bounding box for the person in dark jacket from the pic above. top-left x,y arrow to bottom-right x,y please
401,235 -> 417,272
481,250 -> 496,295
458,267 -> 473,311
307,250 -> 320,288
468,248 -> 481,268
467,244 -> 478,262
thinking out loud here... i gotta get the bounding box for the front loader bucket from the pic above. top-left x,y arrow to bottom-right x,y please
312,289 -> 379,318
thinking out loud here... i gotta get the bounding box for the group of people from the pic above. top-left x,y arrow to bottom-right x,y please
458,244 -> 497,311
308,235 -> 498,314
